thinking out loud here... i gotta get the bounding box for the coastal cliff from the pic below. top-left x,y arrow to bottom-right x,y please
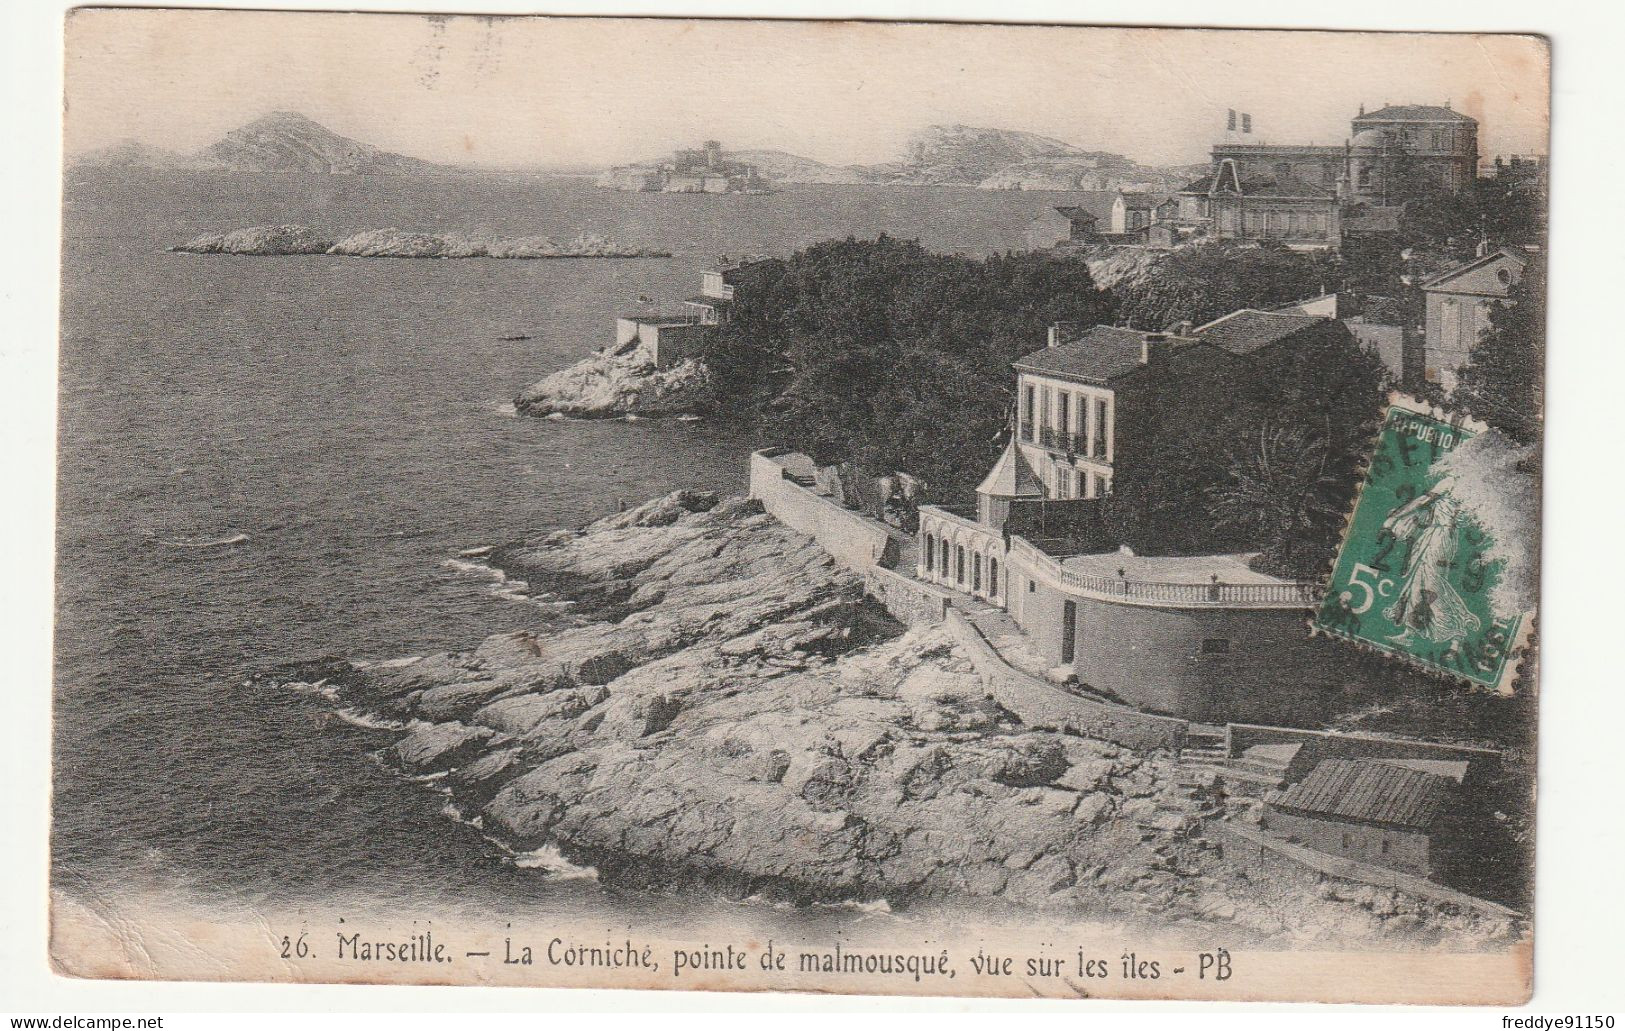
293,491 -> 1518,945
513,339 -> 709,419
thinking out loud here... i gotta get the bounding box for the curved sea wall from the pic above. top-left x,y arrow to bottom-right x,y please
288,490 -> 1518,945
170,225 -> 670,259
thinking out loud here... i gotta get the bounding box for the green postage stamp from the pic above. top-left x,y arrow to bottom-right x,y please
1314,396 -> 1534,691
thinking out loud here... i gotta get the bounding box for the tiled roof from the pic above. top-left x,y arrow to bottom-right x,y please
1272,758 -> 1455,829
1238,174 -> 1335,199
1357,104 -> 1476,123
1013,325 -> 1148,383
1054,205 -> 1100,224
1192,310 -> 1328,356
1419,247 -> 1530,291
1178,173 -> 1216,194
1118,192 -> 1169,209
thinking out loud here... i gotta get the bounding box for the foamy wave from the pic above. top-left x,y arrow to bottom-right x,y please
439,800 -> 485,830
442,557 -> 504,579
818,898 -> 893,914
163,532 -> 250,548
510,844 -> 599,880
286,678 -> 339,702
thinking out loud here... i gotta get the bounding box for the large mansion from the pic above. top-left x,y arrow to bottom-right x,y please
1000,310 -> 1358,508
913,309 -> 1376,724
1027,103 -> 1480,253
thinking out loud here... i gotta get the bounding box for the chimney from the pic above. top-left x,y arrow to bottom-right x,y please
1140,332 -> 1170,364
1048,322 -> 1081,348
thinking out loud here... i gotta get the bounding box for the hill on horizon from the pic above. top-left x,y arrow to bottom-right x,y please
603,123 -> 1200,191
72,112 -> 456,175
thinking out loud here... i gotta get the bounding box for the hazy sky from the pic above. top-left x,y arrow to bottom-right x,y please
64,10 -> 1549,168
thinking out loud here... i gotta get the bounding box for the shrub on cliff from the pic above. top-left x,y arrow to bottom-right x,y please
701,235 -> 1118,499
1110,242 -> 1334,331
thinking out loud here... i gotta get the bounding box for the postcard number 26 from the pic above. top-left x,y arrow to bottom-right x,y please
1343,563 -> 1395,614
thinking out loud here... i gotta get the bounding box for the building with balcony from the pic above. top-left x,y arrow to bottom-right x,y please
913,309 -> 1378,724
682,259 -> 769,326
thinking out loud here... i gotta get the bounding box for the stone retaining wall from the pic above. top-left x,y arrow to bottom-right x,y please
1215,822 -> 1522,921
944,608 -> 1189,751
864,566 -> 954,626
748,450 -> 904,572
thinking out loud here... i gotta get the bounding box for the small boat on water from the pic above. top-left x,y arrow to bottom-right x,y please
499,333 -> 533,341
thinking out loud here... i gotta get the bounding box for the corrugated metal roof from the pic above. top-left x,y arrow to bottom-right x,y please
1272,758 -> 1454,830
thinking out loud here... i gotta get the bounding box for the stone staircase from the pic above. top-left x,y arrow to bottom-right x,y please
1230,743 -> 1301,786
1178,731 -> 1298,793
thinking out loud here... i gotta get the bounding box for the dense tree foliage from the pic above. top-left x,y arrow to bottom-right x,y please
1400,178 -> 1546,261
700,236 -> 1118,498
1110,243 -> 1335,331
1103,324 -> 1388,577
1454,257 -> 1545,445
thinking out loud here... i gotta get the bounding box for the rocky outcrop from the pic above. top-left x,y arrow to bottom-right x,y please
297,491 -> 1519,946
171,225 -> 335,255
513,339 -> 708,419
169,226 -> 668,259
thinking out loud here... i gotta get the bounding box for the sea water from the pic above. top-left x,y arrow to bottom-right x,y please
53,169 -> 1081,927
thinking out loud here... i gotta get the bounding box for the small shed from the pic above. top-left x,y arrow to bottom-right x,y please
1260,758 -> 1462,878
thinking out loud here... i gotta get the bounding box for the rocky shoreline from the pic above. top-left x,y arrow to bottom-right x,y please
290,491 -> 1519,947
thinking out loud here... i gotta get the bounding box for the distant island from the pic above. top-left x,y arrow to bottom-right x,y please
598,140 -> 773,193
170,225 -> 669,259
599,124 -> 1199,192
72,111 -> 456,175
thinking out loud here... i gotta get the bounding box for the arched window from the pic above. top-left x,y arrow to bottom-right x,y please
989,558 -> 1000,597
940,537 -> 951,576
973,554 -> 983,592
955,545 -> 966,585
923,534 -> 937,575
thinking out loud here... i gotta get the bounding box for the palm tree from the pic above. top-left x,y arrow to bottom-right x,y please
1208,423 -> 1346,579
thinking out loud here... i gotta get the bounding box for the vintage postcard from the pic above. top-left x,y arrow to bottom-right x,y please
53,9 -> 1547,1003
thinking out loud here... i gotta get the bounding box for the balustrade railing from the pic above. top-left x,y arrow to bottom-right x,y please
1006,535 -> 1318,607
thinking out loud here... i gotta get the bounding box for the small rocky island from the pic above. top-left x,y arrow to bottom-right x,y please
290,491 -> 1518,946
171,225 -> 668,259
513,338 -> 708,419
